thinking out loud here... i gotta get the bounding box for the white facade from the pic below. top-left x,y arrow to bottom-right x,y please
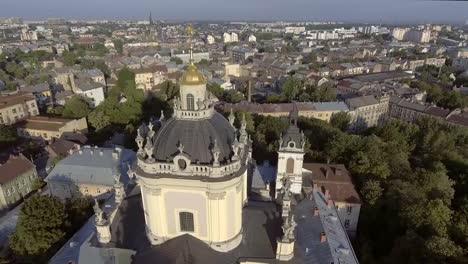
230,32 -> 239,42
206,35 -> 215,44
285,27 -> 306,35
75,86 -> 105,107
223,32 -> 238,43
20,28 -> 38,41
248,35 -> 256,42
392,28 -> 409,41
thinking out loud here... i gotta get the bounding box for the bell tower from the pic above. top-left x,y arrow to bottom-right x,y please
275,105 -> 305,197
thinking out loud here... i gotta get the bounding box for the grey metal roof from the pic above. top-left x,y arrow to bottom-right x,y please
311,102 -> 349,112
45,147 -> 136,186
153,113 -> 236,164
345,95 -> 379,109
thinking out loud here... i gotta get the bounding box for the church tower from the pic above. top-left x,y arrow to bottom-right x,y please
133,25 -> 249,253
275,105 -> 306,197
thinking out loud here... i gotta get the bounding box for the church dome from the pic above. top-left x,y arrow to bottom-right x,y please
181,64 -> 207,86
152,113 -> 235,164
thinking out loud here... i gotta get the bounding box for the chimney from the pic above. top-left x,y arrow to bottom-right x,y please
324,189 -> 330,198
320,232 -> 327,243
313,207 -> 319,216
313,183 -> 318,190
327,199 -> 334,208
78,150 -> 83,155
112,150 -> 119,160
99,150 -> 104,156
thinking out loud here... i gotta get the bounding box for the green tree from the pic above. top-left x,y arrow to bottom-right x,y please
62,50 -> 78,66
62,96 -> 92,118
170,57 -> 183,65
88,110 -> 111,130
158,81 -> 180,101
113,39 -> 124,54
281,76 -> 301,102
330,112 -> 351,132
0,125 -> 18,147
10,196 -> 68,263
225,90 -> 244,103
207,83 -> 225,99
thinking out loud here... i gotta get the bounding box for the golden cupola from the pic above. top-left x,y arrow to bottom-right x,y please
181,24 -> 207,86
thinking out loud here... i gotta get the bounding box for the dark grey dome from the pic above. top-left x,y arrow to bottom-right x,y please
153,113 -> 236,164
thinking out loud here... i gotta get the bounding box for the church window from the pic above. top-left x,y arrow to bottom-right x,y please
179,212 -> 194,232
178,159 -> 187,170
187,94 -> 195,110
286,158 -> 294,174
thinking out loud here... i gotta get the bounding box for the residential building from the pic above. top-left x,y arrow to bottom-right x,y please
133,65 -> 168,91
405,29 -> 431,43
0,92 -> 39,125
45,147 -> 136,200
74,82 -> 106,107
346,95 -> 390,131
248,35 -> 256,42
20,28 -> 38,41
392,27 -> 409,41
389,97 -> 468,127
285,26 -> 306,34
453,57 -> 468,71
223,32 -> 238,43
206,35 -> 215,44
0,154 -> 38,212
16,116 -> 88,141
302,163 -> 362,237
223,63 -> 241,77
425,57 -> 446,67
230,46 -> 256,62
173,52 -> 210,64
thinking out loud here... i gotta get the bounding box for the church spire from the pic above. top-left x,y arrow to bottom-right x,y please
187,24 -> 194,66
149,11 -> 153,25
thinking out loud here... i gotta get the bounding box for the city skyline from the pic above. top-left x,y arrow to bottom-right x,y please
1,0 -> 468,24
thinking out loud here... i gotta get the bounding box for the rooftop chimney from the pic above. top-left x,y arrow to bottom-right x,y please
99,150 -> 104,156
324,189 -> 330,198
327,199 -> 334,208
320,232 -> 327,243
78,150 -> 83,155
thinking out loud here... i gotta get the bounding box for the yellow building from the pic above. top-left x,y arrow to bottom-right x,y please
0,92 -> 39,125
16,116 -> 88,141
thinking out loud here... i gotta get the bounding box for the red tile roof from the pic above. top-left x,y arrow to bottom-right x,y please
303,163 -> 361,204
0,154 -> 35,184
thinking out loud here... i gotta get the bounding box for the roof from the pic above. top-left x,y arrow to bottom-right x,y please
0,154 -> 35,184
45,147 -> 136,186
0,92 -> 36,110
302,163 -> 361,204
107,190 -> 284,264
345,95 -> 379,109
311,102 -> 349,112
425,106 -> 450,118
48,138 -> 78,157
16,116 -> 80,132
153,113 -> 236,165
293,189 -> 359,264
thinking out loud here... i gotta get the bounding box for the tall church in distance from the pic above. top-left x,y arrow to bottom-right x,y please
77,26 -> 360,264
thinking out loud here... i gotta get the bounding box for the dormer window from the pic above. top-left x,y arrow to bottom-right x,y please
288,141 -> 295,148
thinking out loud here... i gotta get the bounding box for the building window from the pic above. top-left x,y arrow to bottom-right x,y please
286,158 -> 294,174
179,211 -> 194,232
12,108 -> 17,114
186,94 -> 195,110
347,206 -> 353,214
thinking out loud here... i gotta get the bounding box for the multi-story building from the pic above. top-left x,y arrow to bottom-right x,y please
0,154 -> 38,212
346,95 -> 390,131
392,27 -> 409,41
230,46 -> 256,62
248,35 -> 256,42
285,26 -> 306,34
20,28 -> 38,41
206,35 -> 215,44
223,32 -> 238,43
16,116 -> 88,141
453,57 -> 468,71
302,163 -> 362,237
405,29 -> 431,43
133,65 -> 168,91
425,57 -> 446,67
0,92 -> 39,125
74,82 -> 106,107
45,147 -> 136,200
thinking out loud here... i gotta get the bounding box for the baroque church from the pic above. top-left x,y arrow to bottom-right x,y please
76,29 -> 360,264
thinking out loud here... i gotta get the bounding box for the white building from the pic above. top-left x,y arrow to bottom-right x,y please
230,32 -> 239,42
285,26 -> 306,35
223,32 -> 238,43
392,28 -> 409,41
74,83 -> 106,107
248,34 -> 256,42
20,28 -> 38,41
206,35 -> 215,44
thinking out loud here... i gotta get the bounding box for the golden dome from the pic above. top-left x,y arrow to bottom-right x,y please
181,64 -> 207,86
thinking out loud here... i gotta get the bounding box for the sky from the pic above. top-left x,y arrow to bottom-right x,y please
1,0 -> 468,24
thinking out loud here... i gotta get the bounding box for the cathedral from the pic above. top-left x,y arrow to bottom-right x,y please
74,29 -> 360,264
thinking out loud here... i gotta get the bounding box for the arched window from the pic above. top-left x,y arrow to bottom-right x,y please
187,94 -> 195,110
179,211 -> 194,232
286,158 -> 294,174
